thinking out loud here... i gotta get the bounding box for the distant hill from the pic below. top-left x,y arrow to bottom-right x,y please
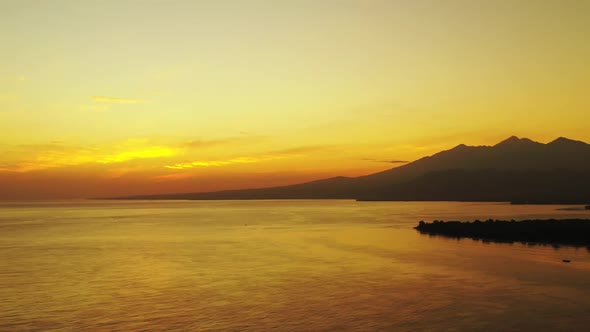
107,136 -> 590,203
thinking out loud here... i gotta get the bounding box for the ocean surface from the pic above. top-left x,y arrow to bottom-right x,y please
1,200 -> 590,331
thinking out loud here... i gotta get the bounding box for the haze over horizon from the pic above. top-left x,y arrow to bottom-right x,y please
2,0 -> 589,199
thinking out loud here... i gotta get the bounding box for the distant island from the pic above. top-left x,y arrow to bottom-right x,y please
415,219 -> 590,247
103,136 -> 590,204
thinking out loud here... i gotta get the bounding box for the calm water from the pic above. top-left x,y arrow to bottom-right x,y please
1,200 -> 590,331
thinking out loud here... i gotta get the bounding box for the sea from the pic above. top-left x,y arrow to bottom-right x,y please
1,200 -> 589,331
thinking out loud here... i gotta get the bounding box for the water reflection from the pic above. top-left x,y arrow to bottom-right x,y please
419,231 -> 590,252
1,200 -> 590,331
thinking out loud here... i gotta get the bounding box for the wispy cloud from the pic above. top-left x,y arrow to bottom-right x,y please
361,158 -> 409,164
91,96 -> 144,104
154,173 -> 195,181
165,156 -> 267,169
0,140 -> 177,173
99,147 -> 176,164
165,145 -> 328,170
180,134 -> 266,149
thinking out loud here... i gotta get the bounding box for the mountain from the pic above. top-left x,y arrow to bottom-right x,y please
110,136 -> 590,203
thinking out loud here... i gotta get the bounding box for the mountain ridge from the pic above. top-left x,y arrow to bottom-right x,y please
104,136 -> 590,203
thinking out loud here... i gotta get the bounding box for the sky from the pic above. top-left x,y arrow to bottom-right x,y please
1,0 -> 589,199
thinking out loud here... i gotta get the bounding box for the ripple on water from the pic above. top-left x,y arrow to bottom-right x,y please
1,200 -> 590,331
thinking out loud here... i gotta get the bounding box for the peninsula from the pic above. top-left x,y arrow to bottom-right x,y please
415,219 -> 590,247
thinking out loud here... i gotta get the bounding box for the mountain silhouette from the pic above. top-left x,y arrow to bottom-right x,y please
111,136 -> 590,203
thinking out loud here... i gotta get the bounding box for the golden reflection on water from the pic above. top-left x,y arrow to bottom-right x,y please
1,201 -> 590,331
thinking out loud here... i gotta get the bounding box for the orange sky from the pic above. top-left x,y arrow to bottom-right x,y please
1,1 -> 589,199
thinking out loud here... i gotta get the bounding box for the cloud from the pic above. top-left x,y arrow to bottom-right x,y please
0,141 -> 178,173
270,145 -> 329,155
181,134 -> 266,149
0,140 -> 331,174
165,145 -> 328,170
361,158 -> 409,164
165,157 -> 265,169
154,173 -> 196,181
99,147 -> 176,164
91,96 -> 143,104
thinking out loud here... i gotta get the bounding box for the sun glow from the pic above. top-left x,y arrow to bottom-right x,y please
1,144 -> 178,173
1,1 -> 589,198
100,147 -> 176,164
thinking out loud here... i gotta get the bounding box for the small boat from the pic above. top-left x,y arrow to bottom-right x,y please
563,259 -> 571,263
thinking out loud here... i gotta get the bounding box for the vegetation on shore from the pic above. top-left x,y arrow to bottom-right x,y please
415,219 -> 590,247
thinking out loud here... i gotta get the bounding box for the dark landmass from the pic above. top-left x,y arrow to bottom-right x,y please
103,136 -> 590,203
359,169 -> 590,203
100,176 -> 361,200
415,219 -> 590,247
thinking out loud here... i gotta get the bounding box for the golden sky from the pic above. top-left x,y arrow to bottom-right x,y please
1,0 -> 589,199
